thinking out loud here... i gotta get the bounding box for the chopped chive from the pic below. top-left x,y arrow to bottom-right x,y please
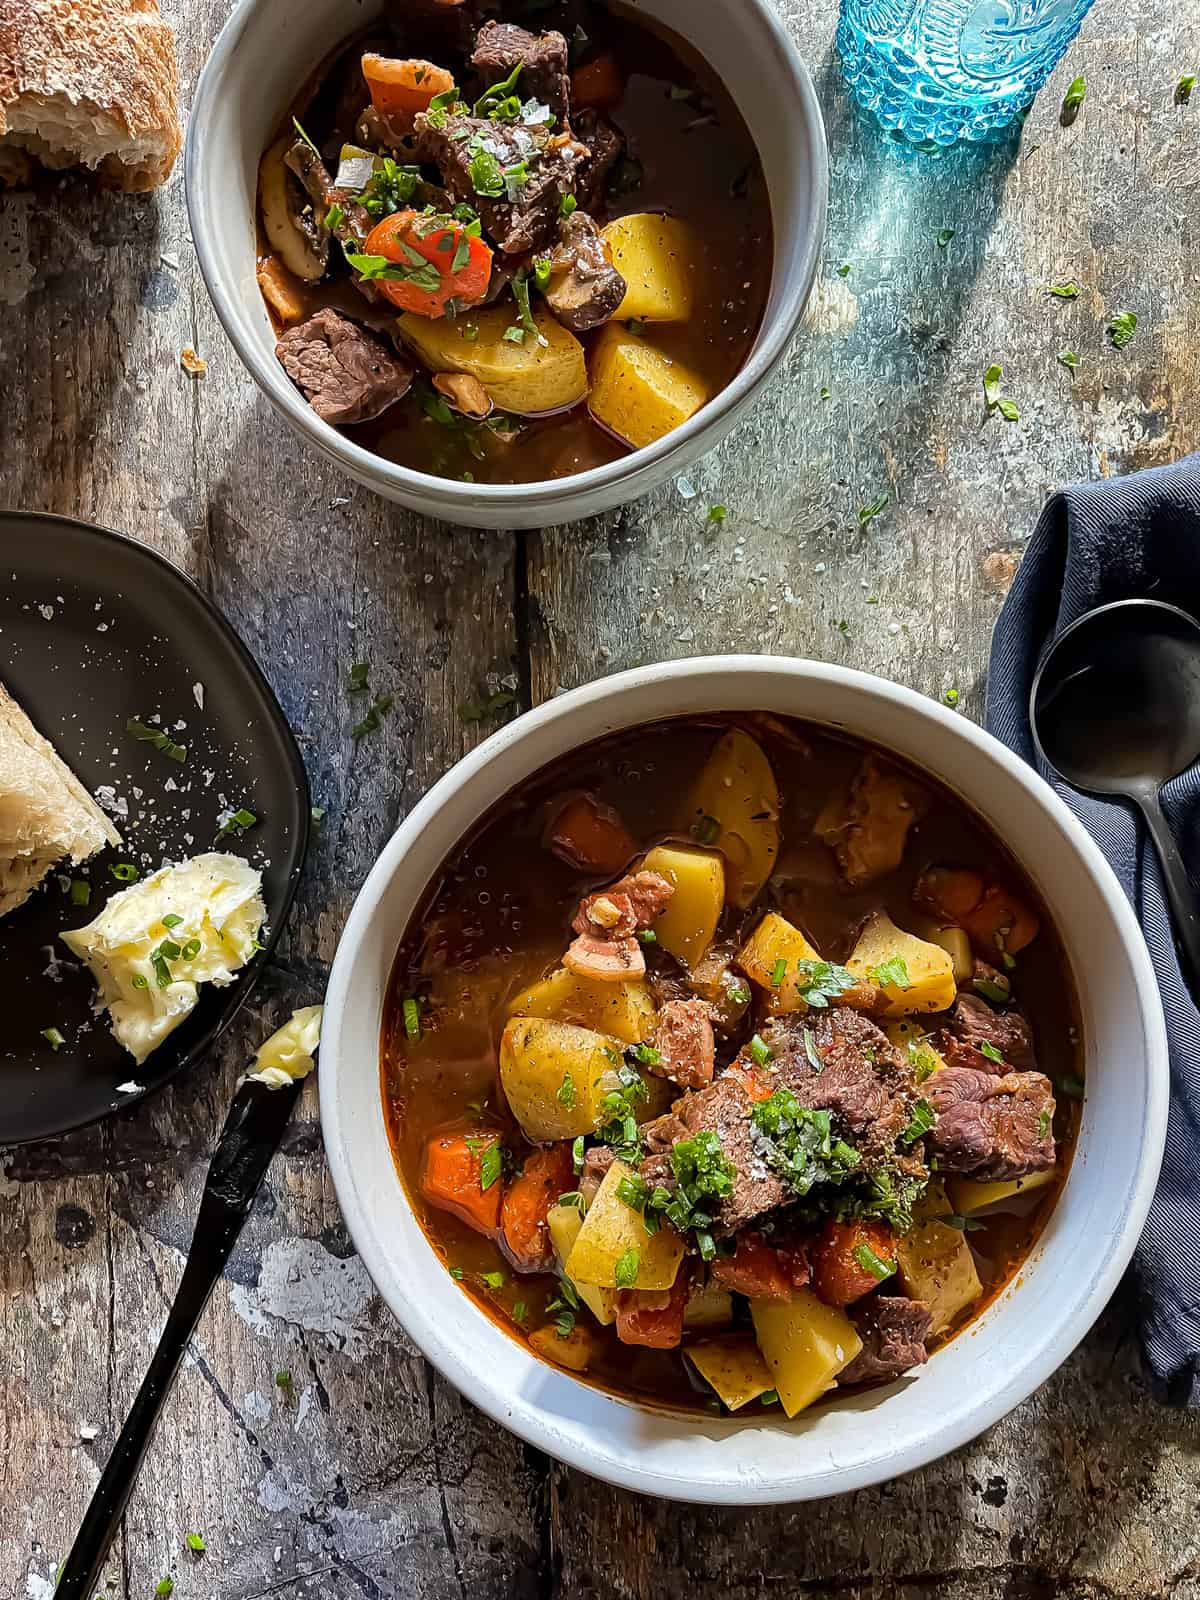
110,862 -> 139,883
749,1034 -> 771,1067
402,997 -> 421,1040
41,1027 -> 66,1051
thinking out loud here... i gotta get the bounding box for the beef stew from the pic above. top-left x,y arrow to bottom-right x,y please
256,0 -> 772,483
382,716 -> 1081,1417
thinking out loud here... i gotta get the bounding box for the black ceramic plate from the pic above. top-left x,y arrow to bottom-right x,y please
0,512 -> 309,1144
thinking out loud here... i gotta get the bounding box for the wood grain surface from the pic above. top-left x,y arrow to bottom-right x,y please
2,1 -> 1199,1596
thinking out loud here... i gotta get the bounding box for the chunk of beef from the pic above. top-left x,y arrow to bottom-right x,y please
544,209 -> 625,332
924,1065 -> 1056,1181
764,1007 -> 921,1173
276,310 -> 413,425
572,107 -> 623,212
640,1076 -> 792,1234
816,755 -> 929,887
579,1144 -> 615,1204
650,999 -> 714,1089
934,992 -> 1036,1075
471,21 -> 570,124
839,1296 -> 932,1385
415,112 -> 587,254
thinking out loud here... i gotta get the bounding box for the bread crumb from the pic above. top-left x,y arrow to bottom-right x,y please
180,346 -> 207,377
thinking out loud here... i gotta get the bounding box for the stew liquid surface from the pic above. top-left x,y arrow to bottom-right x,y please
382,715 -> 1080,1415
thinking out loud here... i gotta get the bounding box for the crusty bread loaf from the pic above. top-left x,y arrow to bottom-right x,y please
0,0 -> 181,192
0,680 -> 121,919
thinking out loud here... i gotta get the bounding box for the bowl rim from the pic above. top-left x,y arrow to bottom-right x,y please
183,0 -> 829,516
320,655 -> 1169,1501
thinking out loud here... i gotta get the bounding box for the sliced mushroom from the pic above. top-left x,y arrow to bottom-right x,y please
433,372 -> 494,419
259,135 -> 328,284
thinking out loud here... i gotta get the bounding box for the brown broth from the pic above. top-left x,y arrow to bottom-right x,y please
257,3 -> 773,484
381,714 -> 1082,1414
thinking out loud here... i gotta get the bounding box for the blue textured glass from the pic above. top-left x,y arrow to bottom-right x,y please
837,0 -> 1098,148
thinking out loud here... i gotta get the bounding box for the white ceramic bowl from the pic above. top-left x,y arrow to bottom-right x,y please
321,657 -> 1168,1503
185,0 -> 827,529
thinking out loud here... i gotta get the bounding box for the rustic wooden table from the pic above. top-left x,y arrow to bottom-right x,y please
3,1 -> 1200,1595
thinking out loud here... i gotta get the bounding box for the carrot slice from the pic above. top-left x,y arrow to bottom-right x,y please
362,54 -> 457,120
362,211 -> 493,318
913,866 -> 986,923
422,1128 -> 503,1234
960,885 -> 1040,957
571,54 -> 623,110
545,793 -> 636,874
615,1271 -> 689,1348
710,1237 -> 797,1302
501,1145 -> 574,1270
809,1218 -> 896,1308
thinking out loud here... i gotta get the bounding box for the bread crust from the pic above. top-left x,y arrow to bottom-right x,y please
0,0 -> 181,190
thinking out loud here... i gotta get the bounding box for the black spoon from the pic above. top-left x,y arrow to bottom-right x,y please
54,1073 -> 303,1599
1030,597 -> 1200,991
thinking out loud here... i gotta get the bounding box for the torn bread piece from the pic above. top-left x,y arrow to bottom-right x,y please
0,680 -> 121,918
61,853 -> 266,1063
0,0 -> 182,192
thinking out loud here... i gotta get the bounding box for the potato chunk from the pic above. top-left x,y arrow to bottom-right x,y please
640,844 -> 725,969
498,1017 -> 620,1141
884,1018 -> 947,1078
688,1338 -> 776,1411
846,910 -> 957,1017
737,911 -> 822,1014
895,1220 -> 982,1336
587,324 -> 709,450
507,968 -> 656,1044
946,1169 -> 1056,1215
529,1322 -> 595,1371
750,1291 -> 863,1418
398,306 -> 587,415
601,213 -> 695,322
564,1158 -> 685,1290
547,1200 -> 619,1325
684,728 -> 780,907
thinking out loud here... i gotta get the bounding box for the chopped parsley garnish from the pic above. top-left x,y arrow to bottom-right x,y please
748,1033 -> 771,1067
633,1042 -> 662,1067
867,956 -> 911,990
480,1269 -> 505,1290
908,1040 -> 940,1082
636,928 -> 657,945
347,661 -> 370,693
468,146 -> 507,197
707,504 -> 728,524
690,813 -> 720,844
324,201 -> 344,233
459,688 -> 518,724
595,1061 -> 650,1162
857,494 -> 889,530
556,1190 -> 584,1208
613,1248 -> 640,1288
110,862 -> 139,882
402,997 -> 421,1040
836,262 -> 851,277
852,1241 -> 895,1281
448,1266 -> 465,1281
478,1142 -> 503,1191
944,1212 -> 985,1232
502,324 -> 526,343
556,1072 -> 577,1108
275,1369 -> 292,1387
935,227 -> 955,247
820,385 -> 831,401
1058,349 -> 1080,372
512,1300 -> 527,1323
899,1098 -> 935,1145
944,688 -> 960,706
1057,1073 -> 1085,1101
1177,72 -> 1197,104
983,363 -> 1019,422
547,1276 -> 580,1337
770,957 -> 787,988
41,1027 -> 66,1051
156,1579 -> 174,1597
729,984 -> 751,1005
344,248 -> 440,291
802,1027 -> 823,1074
979,1040 -> 1005,1064
1047,282 -> 1080,298
69,878 -> 90,906
472,60 -> 524,117
185,1533 -> 206,1554
615,1172 -> 648,1211
760,1388 -> 780,1405
355,158 -> 421,219
1061,74 -> 1087,121
559,192 -> 577,217
127,717 -> 186,763
352,694 -> 394,739
512,267 -> 538,339
1108,310 -> 1138,349
751,1092 -> 860,1197
973,975 -> 1011,1004
794,959 -> 855,1009
1038,1109 -> 1051,1140
572,1134 -> 585,1173
216,807 -> 258,839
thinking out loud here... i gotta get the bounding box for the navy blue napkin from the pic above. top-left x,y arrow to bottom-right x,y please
986,453 -> 1200,1405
